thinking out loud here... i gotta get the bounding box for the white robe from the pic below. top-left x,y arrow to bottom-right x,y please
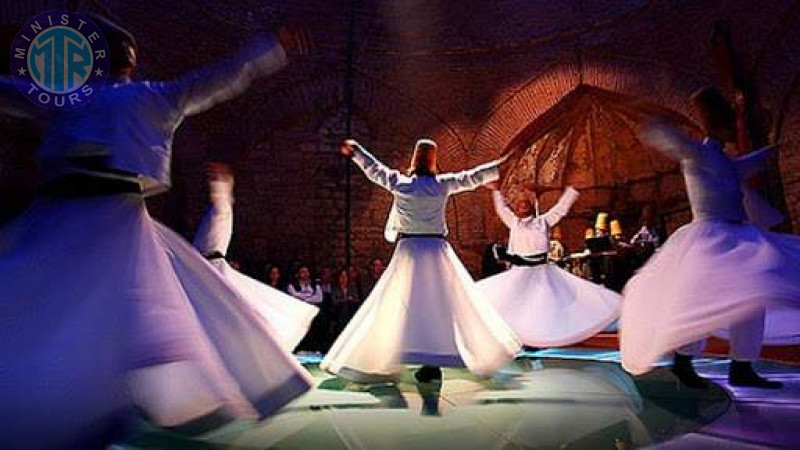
620,125 -> 800,375
193,180 -> 318,351
321,144 -> 520,381
0,37 -> 314,449
478,189 -> 621,347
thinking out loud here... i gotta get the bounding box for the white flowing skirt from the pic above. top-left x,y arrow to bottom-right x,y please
620,219 -> 800,375
0,194 -> 314,449
477,264 -> 621,347
209,259 -> 318,351
321,237 -> 520,381
714,305 -> 800,345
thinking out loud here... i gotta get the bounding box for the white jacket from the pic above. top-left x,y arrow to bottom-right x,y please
492,188 -> 579,256
2,37 -> 286,196
351,143 -> 500,242
641,124 -> 783,227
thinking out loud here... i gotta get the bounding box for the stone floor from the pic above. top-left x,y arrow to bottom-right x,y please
117,348 -> 800,449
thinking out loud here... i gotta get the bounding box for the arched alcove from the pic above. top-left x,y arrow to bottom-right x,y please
497,86 -> 701,251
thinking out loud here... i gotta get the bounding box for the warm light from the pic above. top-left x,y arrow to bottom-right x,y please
595,212 -> 609,232
610,220 -> 623,237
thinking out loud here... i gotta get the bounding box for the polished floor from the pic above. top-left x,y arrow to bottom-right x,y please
118,348 -> 800,449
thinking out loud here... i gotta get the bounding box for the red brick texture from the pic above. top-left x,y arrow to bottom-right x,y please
1,1 -> 799,277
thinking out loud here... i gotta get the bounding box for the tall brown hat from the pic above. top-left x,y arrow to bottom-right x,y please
409,138 -> 438,176
595,212 -> 609,231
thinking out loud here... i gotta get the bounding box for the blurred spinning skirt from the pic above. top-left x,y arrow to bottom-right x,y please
0,193 -> 314,449
322,236 -> 520,382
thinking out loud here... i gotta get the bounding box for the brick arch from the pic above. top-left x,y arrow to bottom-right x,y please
216,66 -> 478,173
471,52 -> 711,159
350,69 -> 470,164
180,63 -> 474,166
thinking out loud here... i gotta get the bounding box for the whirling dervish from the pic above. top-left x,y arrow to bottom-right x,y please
620,86 -> 800,389
478,183 -> 621,347
321,138 -> 521,383
0,15 -> 314,449
193,162 -> 319,351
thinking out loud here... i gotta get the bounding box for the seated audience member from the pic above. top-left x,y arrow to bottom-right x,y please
362,257 -> 386,297
331,267 -> 361,337
265,264 -> 286,290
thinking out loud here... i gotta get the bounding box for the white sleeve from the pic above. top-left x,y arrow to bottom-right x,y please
440,160 -> 501,195
384,203 -> 399,243
154,36 -> 287,117
350,143 -> 404,191
542,187 -> 579,227
193,180 -> 234,256
734,144 -> 777,179
491,191 -> 517,228
639,123 -> 702,161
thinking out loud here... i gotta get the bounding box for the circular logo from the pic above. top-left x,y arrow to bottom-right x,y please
10,10 -> 109,110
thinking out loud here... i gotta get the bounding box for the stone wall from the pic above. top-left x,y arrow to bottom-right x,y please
2,0 -> 799,280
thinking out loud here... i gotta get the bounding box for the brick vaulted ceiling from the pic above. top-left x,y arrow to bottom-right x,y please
500,86 -> 700,192
3,1 -> 798,158
2,0 -> 800,270
499,86 -> 691,198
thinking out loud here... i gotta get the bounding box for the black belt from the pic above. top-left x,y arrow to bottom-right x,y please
39,174 -> 142,197
397,233 -> 445,240
204,251 -> 226,261
507,253 -> 549,267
